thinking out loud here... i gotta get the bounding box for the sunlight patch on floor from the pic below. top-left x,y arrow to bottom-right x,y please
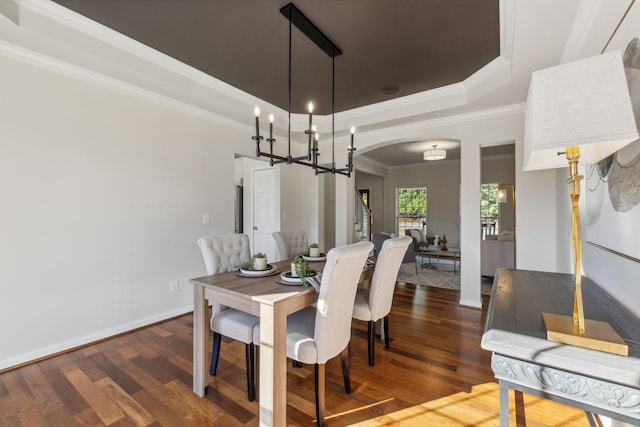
345,382 -> 590,427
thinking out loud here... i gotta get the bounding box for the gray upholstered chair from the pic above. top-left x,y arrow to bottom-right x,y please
372,232 -> 391,257
254,240 -> 373,427
197,234 -> 259,401
353,236 -> 412,366
272,230 -> 309,260
375,232 -> 416,273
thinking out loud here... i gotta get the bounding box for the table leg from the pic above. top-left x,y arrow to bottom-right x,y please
514,389 -> 526,426
500,380 -> 509,427
193,284 -> 207,396
259,303 -> 287,427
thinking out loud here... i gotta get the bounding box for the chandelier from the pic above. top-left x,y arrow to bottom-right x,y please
251,3 -> 355,177
423,145 -> 446,161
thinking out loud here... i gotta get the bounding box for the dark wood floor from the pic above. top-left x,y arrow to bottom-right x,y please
0,282 -> 590,426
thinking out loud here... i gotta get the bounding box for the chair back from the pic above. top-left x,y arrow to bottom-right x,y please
197,234 -> 251,274
197,234 -> 252,316
369,236 -> 412,320
272,230 -> 309,260
314,240 -> 373,364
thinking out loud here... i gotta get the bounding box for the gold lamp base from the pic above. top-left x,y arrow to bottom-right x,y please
542,312 -> 628,356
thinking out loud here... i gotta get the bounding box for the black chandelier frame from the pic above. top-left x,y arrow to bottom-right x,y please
251,2 -> 355,177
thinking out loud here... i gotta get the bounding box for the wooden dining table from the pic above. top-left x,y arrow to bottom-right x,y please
190,257 -> 374,426
189,258 -> 318,425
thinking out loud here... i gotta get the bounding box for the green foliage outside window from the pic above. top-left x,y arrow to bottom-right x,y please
397,187 -> 427,234
398,188 -> 426,216
481,183 -> 499,218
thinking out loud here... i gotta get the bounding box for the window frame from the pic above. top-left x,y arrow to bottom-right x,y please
396,187 -> 427,236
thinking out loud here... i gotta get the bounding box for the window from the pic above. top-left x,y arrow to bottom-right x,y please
358,189 -> 369,207
481,183 -> 500,237
397,187 -> 426,236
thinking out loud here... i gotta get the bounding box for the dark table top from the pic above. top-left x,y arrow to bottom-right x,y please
481,268 -> 640,388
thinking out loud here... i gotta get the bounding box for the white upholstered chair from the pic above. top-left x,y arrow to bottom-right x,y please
197,234 -> 259,401
272,230 -> 309,260
353,236 -> 412,366
254,240 -> 373,427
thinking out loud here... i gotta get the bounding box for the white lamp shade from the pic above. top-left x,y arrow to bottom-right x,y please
523,50 -> 639,171
424,148 -> 446,161
497,189 -> 507,203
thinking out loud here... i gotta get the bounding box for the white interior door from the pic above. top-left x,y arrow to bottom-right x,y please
252,168 -> 278,261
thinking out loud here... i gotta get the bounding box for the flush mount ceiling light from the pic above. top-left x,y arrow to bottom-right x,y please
423,145 -> 446,161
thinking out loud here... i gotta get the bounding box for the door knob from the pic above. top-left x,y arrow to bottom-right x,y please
253,226 -> 258,230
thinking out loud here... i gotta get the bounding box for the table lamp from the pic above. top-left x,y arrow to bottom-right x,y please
523,50 -> 638,356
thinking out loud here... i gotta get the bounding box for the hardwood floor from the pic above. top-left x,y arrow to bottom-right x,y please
0,282 -> 590,426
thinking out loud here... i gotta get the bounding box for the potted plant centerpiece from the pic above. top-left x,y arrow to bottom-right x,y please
253,252 -> 268,271
293,255 -> 312,285
309,243 -> 320,257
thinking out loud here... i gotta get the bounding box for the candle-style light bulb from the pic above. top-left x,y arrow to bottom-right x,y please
347,126 -> 356,174
254,107 -> 260,140
268,114 -> 274,123
307,103 -> 314,126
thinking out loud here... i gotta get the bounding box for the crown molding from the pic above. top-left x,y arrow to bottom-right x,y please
3,0 -> 518,141
335,56 -> 512,133
357,103 -> 525,149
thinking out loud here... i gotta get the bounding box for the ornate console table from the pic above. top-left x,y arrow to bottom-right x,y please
481,269 -> 640,426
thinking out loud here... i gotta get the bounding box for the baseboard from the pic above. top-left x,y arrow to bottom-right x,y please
0,305 -> 193,371
459,298 -> 483,309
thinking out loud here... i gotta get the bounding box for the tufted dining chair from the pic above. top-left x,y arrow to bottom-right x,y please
353,236 -> 412,366
272,230 -> 309,260
197,234 -> 259,401
254,240 -> 373,427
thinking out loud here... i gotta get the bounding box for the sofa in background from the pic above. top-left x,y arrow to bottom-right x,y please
481,231 -> 515,277
404,229 -> 435,252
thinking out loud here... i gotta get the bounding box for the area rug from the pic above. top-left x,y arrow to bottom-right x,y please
397,263 -> 493,296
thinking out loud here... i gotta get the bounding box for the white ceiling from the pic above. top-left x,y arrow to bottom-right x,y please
2,0 -> 638,169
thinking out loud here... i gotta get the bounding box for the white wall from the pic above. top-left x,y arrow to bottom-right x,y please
456,110 -> 559,307
0,53 -> 248,369
322,173 -> 336,249
578,167 -> 640,316
279,163 -> 319,243
385,160 -> 462,245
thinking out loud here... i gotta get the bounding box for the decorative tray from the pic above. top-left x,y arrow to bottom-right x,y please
302,253 -> 327,262
237,264 -> 278,277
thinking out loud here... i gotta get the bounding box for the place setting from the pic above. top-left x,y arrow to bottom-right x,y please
235,253 -> 279,277
276,249 -> 323,292
301,243 -> 327,262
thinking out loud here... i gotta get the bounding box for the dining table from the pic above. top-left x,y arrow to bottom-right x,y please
190,257 -> 374,426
